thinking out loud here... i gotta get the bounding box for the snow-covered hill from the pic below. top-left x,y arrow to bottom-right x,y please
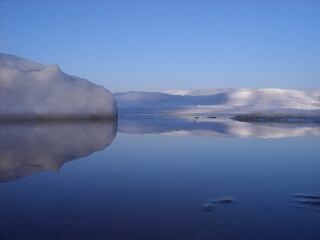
115,88 -> 320,116
115,88 -> 320,110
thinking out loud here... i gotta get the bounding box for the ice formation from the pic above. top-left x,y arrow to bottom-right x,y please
0,53 -> 117,120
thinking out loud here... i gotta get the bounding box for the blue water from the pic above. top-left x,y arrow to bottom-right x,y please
0,119 -> 320,240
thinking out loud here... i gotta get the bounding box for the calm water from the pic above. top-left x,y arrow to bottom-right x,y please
0,117 -> 320,240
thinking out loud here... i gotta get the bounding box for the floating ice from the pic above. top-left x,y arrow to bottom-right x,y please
0,53 -> 117,120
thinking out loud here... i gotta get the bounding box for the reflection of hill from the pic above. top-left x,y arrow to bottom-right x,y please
118,116 -> 320,138
0,120 -> 117,183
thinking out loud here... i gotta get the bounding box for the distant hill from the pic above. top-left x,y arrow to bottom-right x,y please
115,88 -> 320,114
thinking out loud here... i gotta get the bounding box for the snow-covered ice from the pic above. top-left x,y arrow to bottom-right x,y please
0,53 -> 117,120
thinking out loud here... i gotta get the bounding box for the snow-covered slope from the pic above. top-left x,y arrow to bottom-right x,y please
115,88 -> 320,114
0,53 -> 117,120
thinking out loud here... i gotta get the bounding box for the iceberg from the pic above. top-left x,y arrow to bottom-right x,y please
0,53 -> 117,120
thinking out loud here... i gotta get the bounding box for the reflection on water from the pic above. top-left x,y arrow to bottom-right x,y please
0,116 -> 319,240
118,115 -> 320,138
0,120 -> 117,183
1,116 -> 319,183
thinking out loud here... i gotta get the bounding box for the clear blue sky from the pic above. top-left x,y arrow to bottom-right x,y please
1,0 -> 319,92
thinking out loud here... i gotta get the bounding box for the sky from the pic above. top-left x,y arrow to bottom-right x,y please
0,0 -> 319,92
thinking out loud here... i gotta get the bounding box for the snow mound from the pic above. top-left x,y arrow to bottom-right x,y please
0,53 -> 117,120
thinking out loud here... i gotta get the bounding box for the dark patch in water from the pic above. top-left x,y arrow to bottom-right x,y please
293,194 -> 320,199
295,200 -> 320,206
203,196 -> 234,212
212,196 -> 234,204
203,203 -> 213,211
292,193 -> 320,210
194,116 -> 217,119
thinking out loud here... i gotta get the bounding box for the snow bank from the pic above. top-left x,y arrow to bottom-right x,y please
0,120 -> 117,183
0,53 -> 117,120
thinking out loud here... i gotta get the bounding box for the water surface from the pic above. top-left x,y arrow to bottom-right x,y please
0,117 -> 319,239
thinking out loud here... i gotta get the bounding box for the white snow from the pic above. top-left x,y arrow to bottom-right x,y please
0,53 -> 117,120
115,88 -> 320,113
